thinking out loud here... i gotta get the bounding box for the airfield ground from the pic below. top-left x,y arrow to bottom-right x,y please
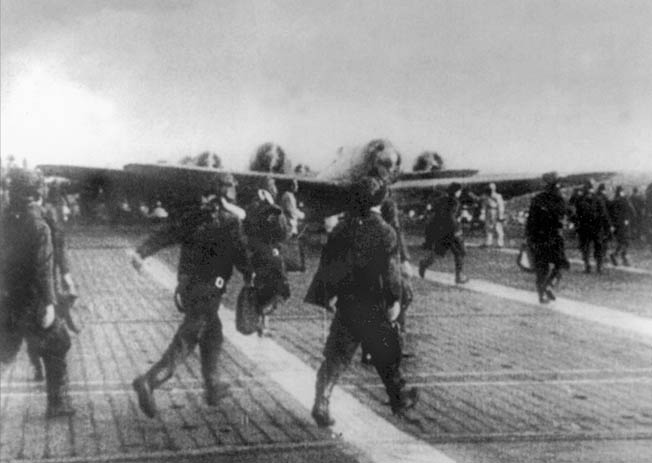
1,225 -> 652,463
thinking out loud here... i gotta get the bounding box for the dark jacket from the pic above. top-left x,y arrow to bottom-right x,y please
574,192 -> 612,239
305,210 -> 402,316
609,196 -> 636,239
1,203 -> 57,316
525,187 -> 569,267
424,194 -> 461,251
526,188 -> 566,243
137,205 -> 249,286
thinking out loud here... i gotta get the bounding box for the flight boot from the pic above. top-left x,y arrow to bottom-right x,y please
391,387 -> 419,416
311,361 -> 344,427
610,253 -> 618,266
132,375 -> 158,418
45,369 -> 75,419
454,258 -> 469,284
45,366 -> 75,418
41,319 -> 75,418
418,260 -> 427,279
46,390 -> 75,419
33,363 -> 45,382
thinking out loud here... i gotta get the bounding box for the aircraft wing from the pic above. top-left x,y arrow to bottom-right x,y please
39,162 -> 615,219
391,171 -> 616,199
123,163 -> 346,217
39,163 -> 348,218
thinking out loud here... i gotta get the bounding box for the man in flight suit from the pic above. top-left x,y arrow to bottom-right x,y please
574,179 -> 613,274
27,182 -> 78,381
525,172 -> 570,303
308,177 -> 418,427
419,182 -> 469,284
130,174 -> 251,418
1,168 -> 75,418
609,186 -> 636,266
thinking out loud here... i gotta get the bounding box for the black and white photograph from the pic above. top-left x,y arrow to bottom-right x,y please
1,1 -> 651,462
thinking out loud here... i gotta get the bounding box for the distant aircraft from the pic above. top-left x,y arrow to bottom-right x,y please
37,139 -> 615,223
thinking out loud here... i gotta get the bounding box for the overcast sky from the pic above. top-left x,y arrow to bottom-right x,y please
2,0 -> 651,173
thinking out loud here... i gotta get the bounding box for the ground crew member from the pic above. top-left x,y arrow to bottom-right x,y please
130,174 -> 251,418
279,179 -> 305,236
307,177 -> 418,427
525,172 -> 570,303
629,187 -> 646,242
609,186 -> 636,266
481,182 -> 505,247
574,179 -> 613,274
1,168 -> 75,418
419,182 -> 469,284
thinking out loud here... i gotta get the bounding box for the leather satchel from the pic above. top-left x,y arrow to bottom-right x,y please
517,243 -> 535,273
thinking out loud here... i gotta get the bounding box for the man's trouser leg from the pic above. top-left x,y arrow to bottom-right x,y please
40,318 -> 74,418
361,319 -> 417,414
199,303 -> 229,405
534,259 -> 550,303
620,239 -> 630,265
26,333 -> 44,381
496,222 -> 505,247
594,237 -> 604,273
133,313 -> 203,418
452,238 -> 468,283
578,233 -> 591,271
149,316 -> 203,387
396,279 -> 413,333
418,250 -> 436,278
313,313 -> 357,427
485,225 -> 493,246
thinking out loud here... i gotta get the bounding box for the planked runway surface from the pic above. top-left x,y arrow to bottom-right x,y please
2,226 -> 652,462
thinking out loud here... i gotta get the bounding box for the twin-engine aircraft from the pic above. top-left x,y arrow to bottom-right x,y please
37,139 -> 614,222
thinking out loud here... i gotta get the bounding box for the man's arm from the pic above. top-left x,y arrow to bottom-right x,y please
34,221 -> 57,327
381,198 -> 410,262
230,218 -> 252,284
135,216 -> 190,259
381,224 -> 402,305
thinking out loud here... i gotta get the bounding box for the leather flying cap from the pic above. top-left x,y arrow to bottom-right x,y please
542,171 -> 560,185
447,182 -> 462,195
351,176 -> 387,211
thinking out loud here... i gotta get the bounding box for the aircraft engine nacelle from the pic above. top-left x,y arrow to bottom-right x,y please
180,151 -> 223,169
413,151 -> 444,172
317,138 -> 403,185
249,142 -> 292,174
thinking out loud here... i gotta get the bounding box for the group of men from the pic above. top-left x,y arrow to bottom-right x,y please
1,169 -> 78,417
131,160 -> 420,424
417,182 -> 506,284
569,180 -> 646,272
527,173 -> 650,303
416,173 -> 650,305
3,157 -> 650,431
0,151 -> 419,428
